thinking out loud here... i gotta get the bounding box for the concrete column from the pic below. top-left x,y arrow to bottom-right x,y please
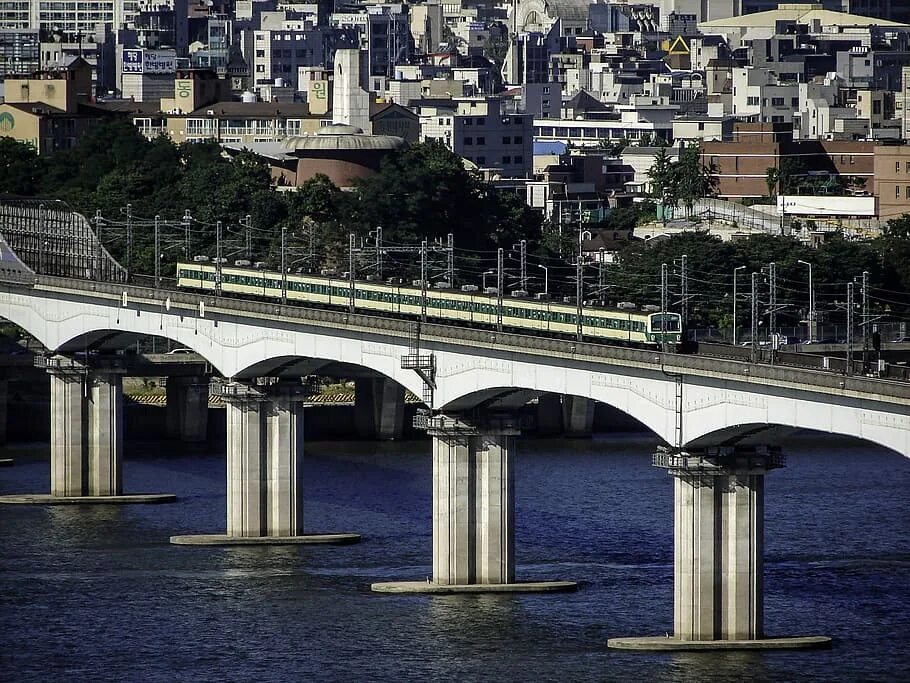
660,446 -> 782,641
166,376 -> 209,442
535,393 -> 563,436
224,382 -> 303,537
562,395 -> 594,438
49,368 -> 123,497
0,378 -> 7,446
355,377 -> 405,440
430,414 -> 519,585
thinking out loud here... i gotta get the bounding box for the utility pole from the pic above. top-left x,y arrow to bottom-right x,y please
751,272 -> 759,364
37,203 -> 45,275
215,220 -> 222,295
497,247 -> 504,332
733,265 -> 746,346
520,239 -> 527,292
126,203 -> 133,281
245,214 -> 252,260
183,209 -> 192,258
680,253 -> 688,331
598,247 -> 605,293
154,215 -> 160,289
94,209 -> 103,281
281,226 -> 287,306
348,232 -> 355,313
375,226 -> 383,281
661,262 -> 669,352
421,239 -> 428,323
576,226 -> 583,341
846,282 -> 854,375
768,261 -> 777,360
862,270 -> 870,373
447,233 -> 454,287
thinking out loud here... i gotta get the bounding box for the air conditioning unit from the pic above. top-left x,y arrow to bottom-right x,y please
484,287 -> 499,295
434,281 -> 451,289
642,304 -> 661,312
387,277 -> 403,285
534,292 -> 550,300
192,255 -> 210,262
253,262 -> 265,269
617,301 -> 637,309
510,289 -> 528,298
320,269 -> 335,276
234,259 -> 251,267
461,284 -> 479,292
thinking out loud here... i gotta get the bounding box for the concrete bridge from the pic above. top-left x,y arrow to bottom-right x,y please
2,200 -> 909,650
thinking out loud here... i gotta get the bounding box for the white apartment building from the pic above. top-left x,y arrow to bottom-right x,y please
418,96 -> 533,177
246,18 -> 327,92
0,0 -> 143,38
731,67 -> 800,124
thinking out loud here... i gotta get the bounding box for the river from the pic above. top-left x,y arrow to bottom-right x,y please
1,435 -> 908,681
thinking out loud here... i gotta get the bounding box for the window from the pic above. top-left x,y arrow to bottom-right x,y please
905,161 -> 910,173
502,155 -> 511,164
296,49 -> 305,57
514,136 -> 523,144
503,136 -> 511,144
698,122 -> 705,131
792,97 -> 799,107
897,161 -> 901,173
477,136 -> 485,144
465,118 -> 472,126
514,155 -> 523,164
747,96 -> 760,106
850,155 -> 855,164
906,186 -> 910,200
464,137 -> 473,145
256,49 -> 265,57
543,86 -> 550,94
771,97 -> 784,106
476,117 -> 485,125
897,186 -> 901,199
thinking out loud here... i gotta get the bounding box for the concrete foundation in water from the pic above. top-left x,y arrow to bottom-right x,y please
170,533 -> 361,546
607,635 -> 832,651
371,581 -> 578,594
0,493 -> 176,504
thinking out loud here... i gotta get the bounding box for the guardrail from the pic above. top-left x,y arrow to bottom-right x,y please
6,273 -> 910,402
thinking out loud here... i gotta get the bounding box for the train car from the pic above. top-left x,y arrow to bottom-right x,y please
176,261 -> 682,346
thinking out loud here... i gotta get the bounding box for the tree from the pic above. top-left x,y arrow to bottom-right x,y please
647,147 -> 677,219
0,138 -> 42,196
765,167 -> 779,199
675,145 -> 717,215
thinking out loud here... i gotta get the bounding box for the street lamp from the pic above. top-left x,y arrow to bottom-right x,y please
733,265 -> 746,345
536,264 -> 548,295
797,259 -> 815,342
483,269 -> 495,291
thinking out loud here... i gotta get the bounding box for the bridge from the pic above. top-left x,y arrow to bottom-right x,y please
2,198 -> 908,650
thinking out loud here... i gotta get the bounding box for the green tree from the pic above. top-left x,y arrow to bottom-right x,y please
0,138 -> 42,196
675,145 -> 718,215
647,147 -> 677,218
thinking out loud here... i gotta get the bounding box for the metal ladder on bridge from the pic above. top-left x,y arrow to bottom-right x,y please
401,323 -> 436,417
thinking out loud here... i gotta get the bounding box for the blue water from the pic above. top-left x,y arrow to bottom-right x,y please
1,435 -> 908,681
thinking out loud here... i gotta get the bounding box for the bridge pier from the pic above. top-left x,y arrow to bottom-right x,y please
562,396 -> 594,438
354,377 -> 405,440
609,446 -> 830,651
0,356 -> 175,505
0,378 -> 7,447
535,394 -> 563,436
165,376 -> 209,442
170,380 -> 360,546
372,414 -> 576,594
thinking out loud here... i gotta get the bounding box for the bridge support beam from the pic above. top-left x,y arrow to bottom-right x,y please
0,356 -> 175,505
165,376 -> 209,442
170,380 -> 360,546
50,366 -> 123,497
562,396 -> 594,438
371,414 -> 576,594
355,377 -> 405,440
609,446 -> 830,651
0,378 -> 7,447
536,393 -> 563,436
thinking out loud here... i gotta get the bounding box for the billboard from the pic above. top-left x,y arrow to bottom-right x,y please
777,195 -> 877,218
122,49 -> 176,75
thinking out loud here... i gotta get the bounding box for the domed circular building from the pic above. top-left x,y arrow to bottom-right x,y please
235,123 -> 407,189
